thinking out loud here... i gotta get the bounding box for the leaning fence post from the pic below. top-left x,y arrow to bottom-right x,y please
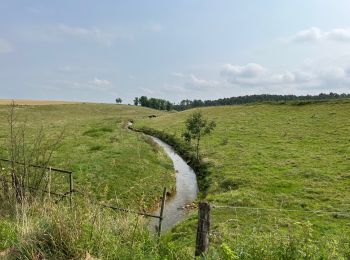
195,201 -> 210,257
69,172 -> 73,207
48,166 -> 52,199
158,187 -> 167,237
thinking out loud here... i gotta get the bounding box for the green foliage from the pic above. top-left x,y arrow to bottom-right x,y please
135,96 -> 173,111
182,112 -> 216,160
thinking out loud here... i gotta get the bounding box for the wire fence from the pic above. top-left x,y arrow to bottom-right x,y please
0,157 -> 167,235
211,204 -> 350,217
0,157 -> 74,204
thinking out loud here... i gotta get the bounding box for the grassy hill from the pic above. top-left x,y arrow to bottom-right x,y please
0,103 -> 175,209
135,99 -> 350,258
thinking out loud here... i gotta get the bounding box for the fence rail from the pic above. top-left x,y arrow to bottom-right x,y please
0,158 -> 167,236
0,158 -> 73,205
0,158 -> 72,174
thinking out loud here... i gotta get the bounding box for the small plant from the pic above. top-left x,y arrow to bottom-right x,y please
182,112 -> 216,160
0,101 -> 65,205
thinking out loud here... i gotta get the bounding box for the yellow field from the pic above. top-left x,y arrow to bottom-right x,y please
0,99 -> 81,106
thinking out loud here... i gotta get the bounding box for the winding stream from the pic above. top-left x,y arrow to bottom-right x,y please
127,122 -> 198,232
148,136 -> 198,233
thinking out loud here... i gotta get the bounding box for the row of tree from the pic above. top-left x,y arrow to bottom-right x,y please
133,96 -> 173,111
133,93 -> 350,111
174,93 -> 350,110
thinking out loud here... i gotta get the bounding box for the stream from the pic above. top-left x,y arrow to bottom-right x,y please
148,136 -> 198,233
127,122 -> 198,232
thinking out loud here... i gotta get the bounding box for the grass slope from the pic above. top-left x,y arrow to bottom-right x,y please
135,99 -> 350,258
0,103 -> 175,209
0,103 -> 193,259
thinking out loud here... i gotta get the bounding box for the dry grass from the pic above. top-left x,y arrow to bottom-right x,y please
0,99 -> 81,106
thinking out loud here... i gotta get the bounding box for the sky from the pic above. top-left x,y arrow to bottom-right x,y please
1,1 -> 350,103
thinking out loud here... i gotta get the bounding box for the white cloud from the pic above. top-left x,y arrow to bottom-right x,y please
163,84 -> 187,92
220,62 -> 350,93
58,65 -> 78,73
171,72 -> 218,87
58,25 -> 116,46
188,74 -> 219,88
0,38 -> 13,53
90,78 -> 112,86
290,27 -> 350,43
150,23 -> 163,33
138,87 -> 155,94
47,78 -> 114,92
221,63 -> 320,86
221,63 -> 267,78
171,72 -> 185,78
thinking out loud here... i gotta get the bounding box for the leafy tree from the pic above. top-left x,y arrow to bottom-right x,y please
134,96 -> 173,111
139,96 -> 149,107
182,112 -> 216,160
115,98 -> 122,104
133,97 -> 139,106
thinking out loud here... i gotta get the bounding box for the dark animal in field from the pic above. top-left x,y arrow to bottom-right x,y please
148,115 -> 157,118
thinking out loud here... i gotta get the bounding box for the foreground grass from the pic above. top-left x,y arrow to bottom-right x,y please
135,99 -> 350,258
0,199 -> 195,259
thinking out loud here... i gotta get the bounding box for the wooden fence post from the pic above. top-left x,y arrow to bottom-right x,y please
195,202 -> 210,257
69,172 -> 73,207
158,187 -> 167,237
48,166 -> 52,198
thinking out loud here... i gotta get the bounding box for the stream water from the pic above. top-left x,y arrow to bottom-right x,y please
148,136 -> 198,233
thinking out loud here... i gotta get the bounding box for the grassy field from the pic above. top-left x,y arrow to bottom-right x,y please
0,103 -> 175,209
135,99 -> 350,258
1,100 -> 350,258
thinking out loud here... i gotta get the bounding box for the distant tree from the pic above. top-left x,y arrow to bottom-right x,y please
182,112 -> 216,160
133,97 -> 139,106
165,101 -> 173,111
139,96 -> 149,107
115,98 -> 122,104
173,93 -> 350,111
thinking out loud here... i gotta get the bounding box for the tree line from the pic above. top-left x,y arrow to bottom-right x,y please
133,96 -> 173,111
133,92 -> 350,111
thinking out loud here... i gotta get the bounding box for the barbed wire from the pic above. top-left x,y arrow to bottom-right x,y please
211,205 -> 350,217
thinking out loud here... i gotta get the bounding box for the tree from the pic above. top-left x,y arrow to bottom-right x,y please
115,98 -> 122,104
133,97 -> 139,106
182,112 -> 216,160
139,96 -> 149,107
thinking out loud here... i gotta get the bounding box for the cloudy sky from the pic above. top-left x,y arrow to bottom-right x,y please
1,1 -> 350,103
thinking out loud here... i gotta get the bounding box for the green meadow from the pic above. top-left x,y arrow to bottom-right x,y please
1,100 -> 350,259
135,99 -> 350,258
